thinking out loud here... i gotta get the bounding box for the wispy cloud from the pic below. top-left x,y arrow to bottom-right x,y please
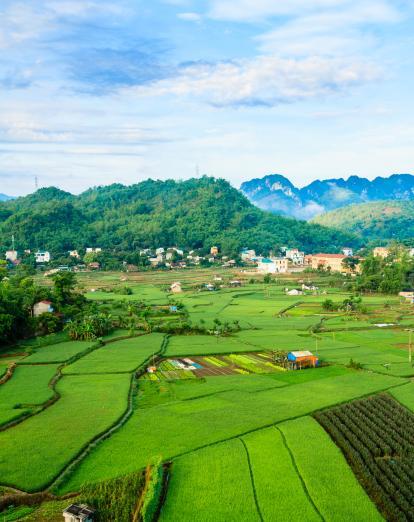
0,0 -> 169,93
130,55 -> 380,107
177,12 -> 202,22
257,1 -> 402,57
207,0 -> 350,22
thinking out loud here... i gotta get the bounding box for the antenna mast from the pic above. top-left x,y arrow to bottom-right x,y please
35,176 -> 39,190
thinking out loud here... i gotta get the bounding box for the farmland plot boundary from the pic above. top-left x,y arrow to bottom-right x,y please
0,333 -> 146,432
239,438 -> 264,522
51,335 -> 169,494
0,364 -> 63,432
275,426 -> 324,521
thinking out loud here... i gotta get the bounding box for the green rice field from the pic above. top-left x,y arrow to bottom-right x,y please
1,269 -> 414,519
0,364 -> 59,426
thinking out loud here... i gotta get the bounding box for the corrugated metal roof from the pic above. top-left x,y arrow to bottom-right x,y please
290,351 -> 314,357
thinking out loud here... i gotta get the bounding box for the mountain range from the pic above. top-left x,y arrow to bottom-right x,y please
240,173 -> 414,220
0,177 -> 357,255
0,194 -> 13,202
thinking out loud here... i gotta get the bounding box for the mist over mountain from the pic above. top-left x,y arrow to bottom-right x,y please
240,174 -> 414,219
0,194 -> 13,202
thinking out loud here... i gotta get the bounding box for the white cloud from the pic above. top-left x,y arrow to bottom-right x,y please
131,55 -> 380,107
208,0 -> 349,22
177,12 -> 202,22
257,1 -> 401,56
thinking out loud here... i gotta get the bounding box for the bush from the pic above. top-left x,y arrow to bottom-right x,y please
140,459 -> 164,522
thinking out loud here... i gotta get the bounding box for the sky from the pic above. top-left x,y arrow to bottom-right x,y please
0,0 -> 413,196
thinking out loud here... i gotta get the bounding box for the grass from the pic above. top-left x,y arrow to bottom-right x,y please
279,416 -> 382,521
0,373 -> 131,491
17,499 -> 71,522
21,341 -> 94,363
62,334 -> 165,374
0,364 -> 59,426
242,427 -> 320,521
59,370 -> 404,492
165,335 -> 253,357
389,381 -> 414,411
159,439 -> 259,522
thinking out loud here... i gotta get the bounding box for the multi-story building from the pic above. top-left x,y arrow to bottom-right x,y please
311,253 -> 346,273
35,251 -> 51,263
257,257 -> 289,274
285,248 -> 305,265
373,247 -> 389,258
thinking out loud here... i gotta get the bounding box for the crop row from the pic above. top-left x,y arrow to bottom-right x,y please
315,394 -> 414,521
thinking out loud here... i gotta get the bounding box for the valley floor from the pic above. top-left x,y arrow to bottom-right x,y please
2,269 -> 414,521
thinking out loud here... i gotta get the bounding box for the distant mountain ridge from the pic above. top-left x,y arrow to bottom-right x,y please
240,173 -> 414,219
0,193 -> 13,202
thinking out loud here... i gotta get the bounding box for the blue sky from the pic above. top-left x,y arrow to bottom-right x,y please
1,0 -> 413,195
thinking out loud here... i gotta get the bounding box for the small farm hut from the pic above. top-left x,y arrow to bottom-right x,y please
287,351 -> 318,369
33,300 -> 53,317
170,282 -> 182,293
286,289 -> 303,296
63,504 -> 95,522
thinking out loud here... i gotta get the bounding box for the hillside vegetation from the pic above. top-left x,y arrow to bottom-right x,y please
312,200 -> 414,242
0,177 -> 357,255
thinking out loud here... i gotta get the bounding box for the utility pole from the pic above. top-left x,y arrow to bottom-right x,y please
11,234 -> 15,251
409,330 -> 412,365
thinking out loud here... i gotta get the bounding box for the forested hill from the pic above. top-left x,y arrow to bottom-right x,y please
312,200 -> 414,242
0,177 -> 358,255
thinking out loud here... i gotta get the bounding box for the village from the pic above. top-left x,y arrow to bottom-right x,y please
4,243 -> 413,277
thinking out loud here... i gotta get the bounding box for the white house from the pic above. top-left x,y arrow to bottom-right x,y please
35,251 -> 51,263
342,247 -> 354,257
63,504 -> 95,522
257,257 -> 288,274
33,300 -> 53,317
285,249 -> 305,265
156,247 -> 165,255
85,247 -> 102,254
68,250 -> 80,258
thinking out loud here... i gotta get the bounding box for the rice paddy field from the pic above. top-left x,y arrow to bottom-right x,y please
2,268 -> 414,519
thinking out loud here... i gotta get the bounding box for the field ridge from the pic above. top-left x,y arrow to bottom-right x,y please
239,438 -> 264,522
275,426 -> 324,521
